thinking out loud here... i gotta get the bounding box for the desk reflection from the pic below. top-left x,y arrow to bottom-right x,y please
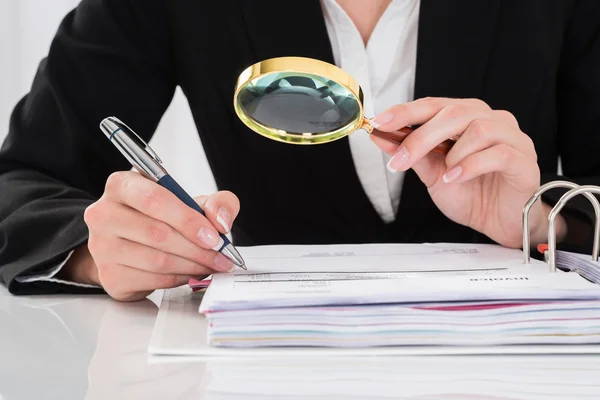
192,356 -> 600,400
84,297 -> 205,400
2,287 -> 600,400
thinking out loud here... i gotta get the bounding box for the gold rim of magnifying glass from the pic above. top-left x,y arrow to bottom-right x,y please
233,56 -> 370,145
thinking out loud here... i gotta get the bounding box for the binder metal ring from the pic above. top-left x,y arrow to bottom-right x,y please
522,181 -> 600,264
547,185 -> 600,272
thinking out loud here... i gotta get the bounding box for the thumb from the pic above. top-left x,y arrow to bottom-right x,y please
370,130 -> 402,155
409,153 -> 447,189
371,131 -> 446,189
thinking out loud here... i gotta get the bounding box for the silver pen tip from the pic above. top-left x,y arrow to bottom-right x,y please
221,244 -> 247,270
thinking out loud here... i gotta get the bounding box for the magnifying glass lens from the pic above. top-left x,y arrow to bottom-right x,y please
236,72 -> 361,136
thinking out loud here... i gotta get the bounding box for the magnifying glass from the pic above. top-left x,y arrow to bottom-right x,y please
233,56 -> 454,154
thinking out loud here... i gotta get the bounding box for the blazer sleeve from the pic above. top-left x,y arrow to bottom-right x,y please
537,0 -> 600,254
0,0 -> 176,294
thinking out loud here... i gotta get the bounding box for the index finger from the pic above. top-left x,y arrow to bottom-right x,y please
105,171 -> 223,251
369,97 -> 490,132
370,127 -> 455,157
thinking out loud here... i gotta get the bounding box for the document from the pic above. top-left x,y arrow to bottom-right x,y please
203,271 -> 600,311
221,242 -> 545,274
200,242 -> 581,312
555,250 -> 600,284
196,243 -> 600,348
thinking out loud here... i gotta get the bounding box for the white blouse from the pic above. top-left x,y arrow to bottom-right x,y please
321,0 -> 420,223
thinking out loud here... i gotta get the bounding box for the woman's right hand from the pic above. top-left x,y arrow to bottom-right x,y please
60,171 -> 240,301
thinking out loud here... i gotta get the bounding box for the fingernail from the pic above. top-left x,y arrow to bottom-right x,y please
216,207 -> 232,233
197,226 -> 223,250
369,112 -> 394,128
387,147 -> 410,172
386,159 -> 397,173
443,165 -> 463,183
213,252 -> 234,272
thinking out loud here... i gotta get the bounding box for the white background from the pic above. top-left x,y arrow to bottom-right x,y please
0,0 -> 217,195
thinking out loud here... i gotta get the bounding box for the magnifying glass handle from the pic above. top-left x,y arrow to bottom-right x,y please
368,126 -> 455,156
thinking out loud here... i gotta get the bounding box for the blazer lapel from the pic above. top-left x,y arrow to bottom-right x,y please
397,0 -> 502,239
238,0 -> 386,240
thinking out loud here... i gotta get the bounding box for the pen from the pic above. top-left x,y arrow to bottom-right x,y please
99,116 -> 247,270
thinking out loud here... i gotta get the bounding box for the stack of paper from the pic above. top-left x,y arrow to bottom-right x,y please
199,243 -> 600,348
555,250 -> 600,284
189,277 -> 211,292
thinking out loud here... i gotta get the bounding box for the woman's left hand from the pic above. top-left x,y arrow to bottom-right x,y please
370,97 -> 565,248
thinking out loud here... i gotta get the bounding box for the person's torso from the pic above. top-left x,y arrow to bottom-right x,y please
166,0 -> 571,246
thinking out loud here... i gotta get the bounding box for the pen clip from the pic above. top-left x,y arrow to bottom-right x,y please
107,117 -> 163,164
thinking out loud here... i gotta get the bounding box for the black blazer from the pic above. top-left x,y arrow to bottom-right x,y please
2,0 -> 600,294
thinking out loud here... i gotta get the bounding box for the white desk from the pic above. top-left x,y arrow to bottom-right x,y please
2,285 -> 600,400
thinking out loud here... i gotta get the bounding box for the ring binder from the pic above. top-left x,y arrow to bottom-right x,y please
522,181 -> 600,265
523,181 -> 600,274
547,185 -> 600,272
